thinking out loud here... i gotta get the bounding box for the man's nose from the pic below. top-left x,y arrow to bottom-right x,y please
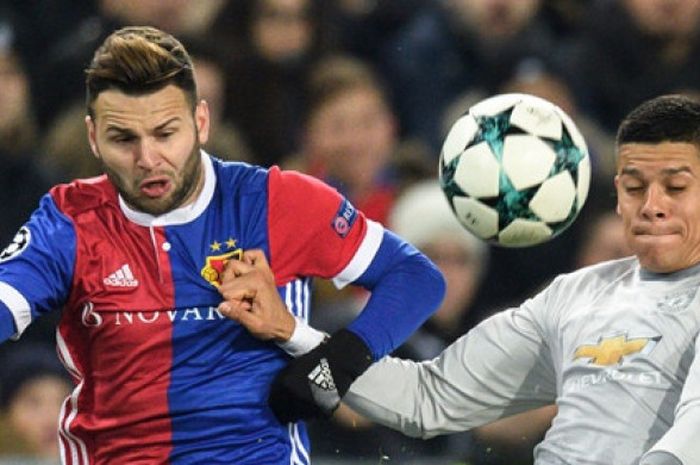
640,184 -> 667,220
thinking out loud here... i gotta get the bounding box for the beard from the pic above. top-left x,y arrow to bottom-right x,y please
100,140 -> 203,216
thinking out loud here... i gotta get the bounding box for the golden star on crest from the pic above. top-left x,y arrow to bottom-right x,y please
226,238 -> 237,249
210,241 -> 222,251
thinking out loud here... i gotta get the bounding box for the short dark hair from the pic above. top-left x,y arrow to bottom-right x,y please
85,26 -> 197,118
616,94 -> 700,146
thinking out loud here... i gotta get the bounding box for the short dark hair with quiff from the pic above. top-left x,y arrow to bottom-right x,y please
85,26 -> 197,118
616,94 -> 700,147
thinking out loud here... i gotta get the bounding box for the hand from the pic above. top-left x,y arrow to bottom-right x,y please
268,329 -> 373,423
217,249 -> 295,342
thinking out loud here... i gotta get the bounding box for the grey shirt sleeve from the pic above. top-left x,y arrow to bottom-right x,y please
345,304 -> 557,438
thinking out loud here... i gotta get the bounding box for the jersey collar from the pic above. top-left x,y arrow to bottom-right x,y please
638,260 -> 700,281
119,150 -> 216,227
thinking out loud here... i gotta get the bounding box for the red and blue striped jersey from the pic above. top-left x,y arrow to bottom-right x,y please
0,153 -> 390,464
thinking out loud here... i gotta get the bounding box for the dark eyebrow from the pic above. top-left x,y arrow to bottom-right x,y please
619,167 -> 642,177
620,166 -> 692,177
661,166 -> 692,176
104,117 -> 181,135
155,117 -> 181,131
105,125 -> 135,136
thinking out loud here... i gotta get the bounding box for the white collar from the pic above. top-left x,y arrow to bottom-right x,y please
119,150 -> 216,227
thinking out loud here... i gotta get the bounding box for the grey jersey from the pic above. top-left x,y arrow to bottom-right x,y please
346,257 -> 700,465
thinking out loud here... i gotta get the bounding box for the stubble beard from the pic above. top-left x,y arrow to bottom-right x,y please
101,142 -> 203,216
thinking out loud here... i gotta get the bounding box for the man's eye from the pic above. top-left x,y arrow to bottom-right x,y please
112,135 -> 134,144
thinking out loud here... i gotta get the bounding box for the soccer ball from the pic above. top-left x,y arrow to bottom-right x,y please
439,93 -> 591,247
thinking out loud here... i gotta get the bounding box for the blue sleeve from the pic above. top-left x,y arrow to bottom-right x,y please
347,229 -> 446,360
0,194 -> 75,342
0,307 -> 16,341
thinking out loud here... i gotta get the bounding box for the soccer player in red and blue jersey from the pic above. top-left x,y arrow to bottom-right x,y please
0,26 -> 445,464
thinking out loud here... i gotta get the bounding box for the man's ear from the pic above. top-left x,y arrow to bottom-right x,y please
195,100 -> 211,146
86,115 -> 100,159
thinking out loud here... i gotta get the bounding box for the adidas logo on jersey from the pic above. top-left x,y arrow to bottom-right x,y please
103,264 -> 139,288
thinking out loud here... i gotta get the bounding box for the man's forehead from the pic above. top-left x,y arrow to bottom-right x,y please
616,142 -> 700,172
93,86 -> 189,126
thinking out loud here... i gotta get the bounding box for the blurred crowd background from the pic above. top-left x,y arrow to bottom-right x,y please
0,0 -> 698,463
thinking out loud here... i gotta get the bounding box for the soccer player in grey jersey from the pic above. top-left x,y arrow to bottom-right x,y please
219,94 -> 700,465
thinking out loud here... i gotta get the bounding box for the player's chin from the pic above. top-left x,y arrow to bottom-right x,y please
636,243 -> 685,273
132,193 -> 180,216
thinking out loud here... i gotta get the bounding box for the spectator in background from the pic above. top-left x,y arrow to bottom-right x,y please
0,344 -> 72,464
288,54 -> 397,224
212,0 -> 335,167
379,0 -> 557,151
286,54 -> 430,225
567,0 -> 700,133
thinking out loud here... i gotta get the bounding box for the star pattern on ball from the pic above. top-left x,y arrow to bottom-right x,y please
438,94 -> 590,247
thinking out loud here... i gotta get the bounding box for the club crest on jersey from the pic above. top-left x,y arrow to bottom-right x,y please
331,198 -> 357,238
573,333 -> 660,366
0,226 -> 31,263
656,288 -> 696,313
201,240 -> 243,287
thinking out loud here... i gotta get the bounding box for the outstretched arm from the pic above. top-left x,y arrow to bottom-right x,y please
345,306 -> 558,438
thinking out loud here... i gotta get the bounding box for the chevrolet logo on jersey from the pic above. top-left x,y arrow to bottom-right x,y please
201,246 -> 243,287
574,334 -> 660,366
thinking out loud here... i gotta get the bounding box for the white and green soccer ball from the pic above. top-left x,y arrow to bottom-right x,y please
439,93 -> 591,247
